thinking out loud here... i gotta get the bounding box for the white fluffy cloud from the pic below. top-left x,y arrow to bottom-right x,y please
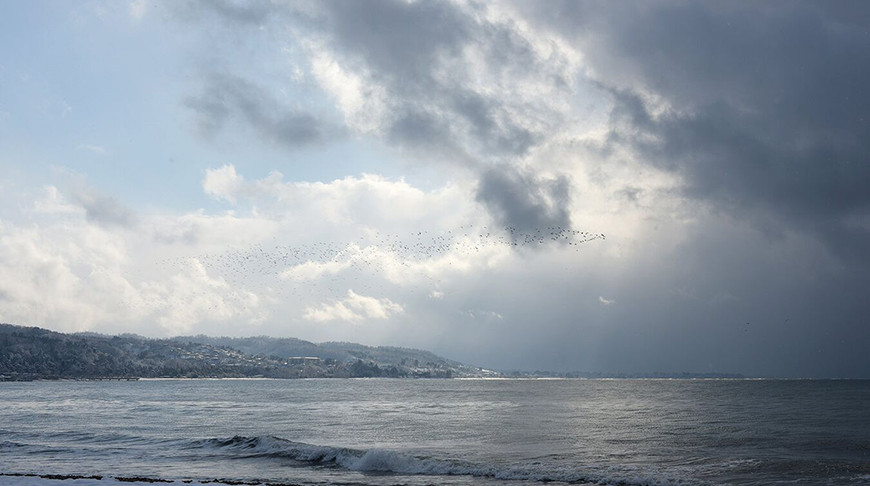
203,164 -> 245,204
303,289 -> 403,323
0,186 -> 270,336
201,164 -> 478,233
0,168 -> 531,338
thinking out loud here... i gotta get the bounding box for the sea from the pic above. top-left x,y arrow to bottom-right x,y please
1,379 -> 868,486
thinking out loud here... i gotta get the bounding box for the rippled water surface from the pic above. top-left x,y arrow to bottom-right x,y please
1,379 -> 868,485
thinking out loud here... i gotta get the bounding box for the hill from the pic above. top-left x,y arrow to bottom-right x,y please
0,324 -> 482,381
177,335 -> 461,369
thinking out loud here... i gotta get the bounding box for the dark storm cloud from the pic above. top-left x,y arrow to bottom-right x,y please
321,0 -> 471,87
475,166 -> 571,234
607,91 -> 870,260
520,0 -> 870,260
316,0 -> 550,160
386,109 -> 452,150
184,73 -> 332,149
448,89 -> 538,157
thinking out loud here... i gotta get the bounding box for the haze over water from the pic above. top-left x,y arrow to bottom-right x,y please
2,379 -> 868,485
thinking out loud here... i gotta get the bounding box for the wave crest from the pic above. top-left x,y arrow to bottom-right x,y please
191,435 -> 697,485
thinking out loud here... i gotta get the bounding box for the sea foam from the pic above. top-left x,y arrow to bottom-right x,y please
194,435 -> 697,485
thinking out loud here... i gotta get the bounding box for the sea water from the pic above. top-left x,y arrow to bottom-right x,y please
1,379 -> 868,485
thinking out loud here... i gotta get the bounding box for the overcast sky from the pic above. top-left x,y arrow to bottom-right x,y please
1,0 -> 869,378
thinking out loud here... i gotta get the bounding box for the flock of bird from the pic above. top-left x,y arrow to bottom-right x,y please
153,225 -> 605,300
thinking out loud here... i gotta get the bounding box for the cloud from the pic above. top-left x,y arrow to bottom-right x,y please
184,73 -> 334,149
77,144 -> 108,155
32,186 -> 81,216
309,0 -> 567,162
72,193 -> 136,228
518,1 -> 870,262
70,187 -> 137,228
201,164 -> 474,231
465,309 -> 503,321
179,0 -> 577,161
168,0 -> 604,249
303,289 -> 403,323
128,0 -> 147,19
171,0 -> 275,25
9,0 -> 870,377
147,209 -> 276,248
202,164 -> 245,204
145,259 -> 264,334
475,165 -> 571,235
0,191 -> 269,336
279,258 -> 350,282
306,0 -> 535,157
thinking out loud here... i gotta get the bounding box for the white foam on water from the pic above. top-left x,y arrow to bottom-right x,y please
196,435 -> 702,486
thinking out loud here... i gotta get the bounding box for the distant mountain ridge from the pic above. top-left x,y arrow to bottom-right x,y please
0,323 -> 482,381
176,335 -> 462,369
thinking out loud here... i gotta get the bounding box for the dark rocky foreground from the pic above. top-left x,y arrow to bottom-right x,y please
0,323 -> 484,381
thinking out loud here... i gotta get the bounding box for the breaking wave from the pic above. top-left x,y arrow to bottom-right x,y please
190,435 -> 699,486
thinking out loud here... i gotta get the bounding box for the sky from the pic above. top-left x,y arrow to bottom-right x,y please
1,0 -> 869,378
